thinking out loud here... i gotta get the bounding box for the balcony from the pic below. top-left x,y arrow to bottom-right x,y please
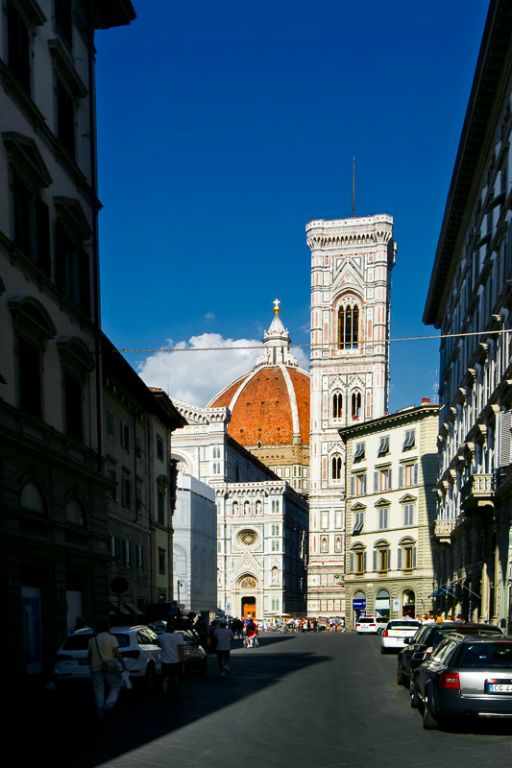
460,473 -> 495,514
432,518 -> 456,543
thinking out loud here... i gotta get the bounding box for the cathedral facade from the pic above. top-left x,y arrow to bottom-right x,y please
306,215 -> 396,617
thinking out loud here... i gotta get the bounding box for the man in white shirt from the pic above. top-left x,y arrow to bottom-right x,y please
214,621 -> 233,676
157,622 -> 185,696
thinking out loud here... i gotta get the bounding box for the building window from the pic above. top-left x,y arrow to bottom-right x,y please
271,524 -> 280,536
158,549 -> 166,575
338,303 -> 359,350
350,472 -> 367,497
136,544 -> 144,570
399,462 -> 418,488
403,429 -> 416,450
332,454 -> 342,481
7,1 -> 30,92
55,0 -> 73,47
156,434 -> 164,461
271,539 -> 279,552
332,392 -> 343,419
320,535 -> 329,553
20,482 -> 46,514
378,506 -> 389,530
55,220 -> 90,314
18,336 -> 42,418
374,467 -> 392,492
106,409 -> 115,438
398,540 -> 417,570
334,535 -> 342,553
403,503 -> 414,526
12,170 -> 51,275
351,391 -> 362,419
378,436 -> 390,456
352,511 -> 364,534
56,77 -> 75,159
351,546 -> 366,574
271,499 -> 280,514
66,498 -> 84,526
63,370 -> 83,440
107,469 -> 117,501
121,422 -> 130,451
373,544 -> 390,573
121,476 -> 131,508
353,441 -> 365,461
124,540 -> 132,566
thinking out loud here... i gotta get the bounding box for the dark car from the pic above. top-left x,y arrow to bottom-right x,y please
410,634 -> 512,729
396,622 -> 502,686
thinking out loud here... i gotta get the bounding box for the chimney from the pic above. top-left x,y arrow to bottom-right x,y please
421,397 -> 431,406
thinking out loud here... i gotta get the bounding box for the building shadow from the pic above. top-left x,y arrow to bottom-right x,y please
9,648 -> 330,767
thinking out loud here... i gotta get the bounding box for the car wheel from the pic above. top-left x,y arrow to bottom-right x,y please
409,680 -> 419,708
422,695 -> 438,729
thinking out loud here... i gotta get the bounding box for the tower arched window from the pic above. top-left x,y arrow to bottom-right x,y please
338,303 -> 359,350
332,392 -> 343,419
351,391 -> 362,419
331,454 -> 342,481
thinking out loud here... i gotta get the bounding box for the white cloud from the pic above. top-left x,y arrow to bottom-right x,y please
137,332 -> 308,406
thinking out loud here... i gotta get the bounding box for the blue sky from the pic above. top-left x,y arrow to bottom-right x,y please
95,0 -> 489,408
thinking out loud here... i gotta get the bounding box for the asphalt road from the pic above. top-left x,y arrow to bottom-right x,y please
19,632 -> 512,768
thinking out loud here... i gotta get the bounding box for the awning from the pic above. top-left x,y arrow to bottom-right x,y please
110,601 -> 131,615
124,600 -> 144,616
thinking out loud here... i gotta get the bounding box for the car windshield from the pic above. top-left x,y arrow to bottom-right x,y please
430,626 -> 501,647
61,634 -> 93,651
458,641 -> 512,668
388,621 -> 421,629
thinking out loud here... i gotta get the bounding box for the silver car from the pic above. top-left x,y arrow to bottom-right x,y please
411,633 -> 512,729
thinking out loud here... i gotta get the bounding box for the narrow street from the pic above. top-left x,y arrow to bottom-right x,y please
18,632 -> 512,768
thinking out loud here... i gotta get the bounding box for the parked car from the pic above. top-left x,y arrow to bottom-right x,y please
355,617 -> 379,634
381,619 -> 422,653
52,625 -> 162,689
175,629 -> 208,675
396,622 -> 502,687
410,634 -> 512,729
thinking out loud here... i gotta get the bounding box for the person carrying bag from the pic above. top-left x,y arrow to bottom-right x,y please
88,620 -> 126,717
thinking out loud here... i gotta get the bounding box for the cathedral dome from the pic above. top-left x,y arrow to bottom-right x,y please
208,301 -> 310,450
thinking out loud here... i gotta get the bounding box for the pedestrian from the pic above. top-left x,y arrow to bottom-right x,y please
70,616 -> 88,634
157,621 -> 185,698
214,620 -> 233,675
88,619 -> 126,717
245,618 -> 258,648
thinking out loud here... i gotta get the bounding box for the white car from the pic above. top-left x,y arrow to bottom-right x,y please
355,616 -> 380,634
52,625 -> 162,688
380,619 -> 422,653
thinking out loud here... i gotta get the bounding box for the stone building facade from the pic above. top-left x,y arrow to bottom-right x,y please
424,0 -> 512,630
0,0 -> 135,682
171,401 -> 308,619
341,403 -> 438,629
306,215 -> 396,617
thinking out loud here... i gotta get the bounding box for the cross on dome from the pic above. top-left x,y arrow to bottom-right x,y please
273,298 -> 281,315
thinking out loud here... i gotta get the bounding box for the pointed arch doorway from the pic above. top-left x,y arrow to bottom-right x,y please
239,575 -> 257,618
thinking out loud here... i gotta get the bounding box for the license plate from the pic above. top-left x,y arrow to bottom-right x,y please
486,680 -> 512,693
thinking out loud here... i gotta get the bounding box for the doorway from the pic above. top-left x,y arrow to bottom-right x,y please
242,596 -> 256,619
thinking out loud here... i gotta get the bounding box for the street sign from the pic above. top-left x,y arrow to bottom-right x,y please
352,598 -> 366,610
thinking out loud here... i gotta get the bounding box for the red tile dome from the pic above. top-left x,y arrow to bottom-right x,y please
208,363 -> 310,447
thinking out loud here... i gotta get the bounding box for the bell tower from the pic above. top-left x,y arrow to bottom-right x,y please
306,214 -> 396,618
